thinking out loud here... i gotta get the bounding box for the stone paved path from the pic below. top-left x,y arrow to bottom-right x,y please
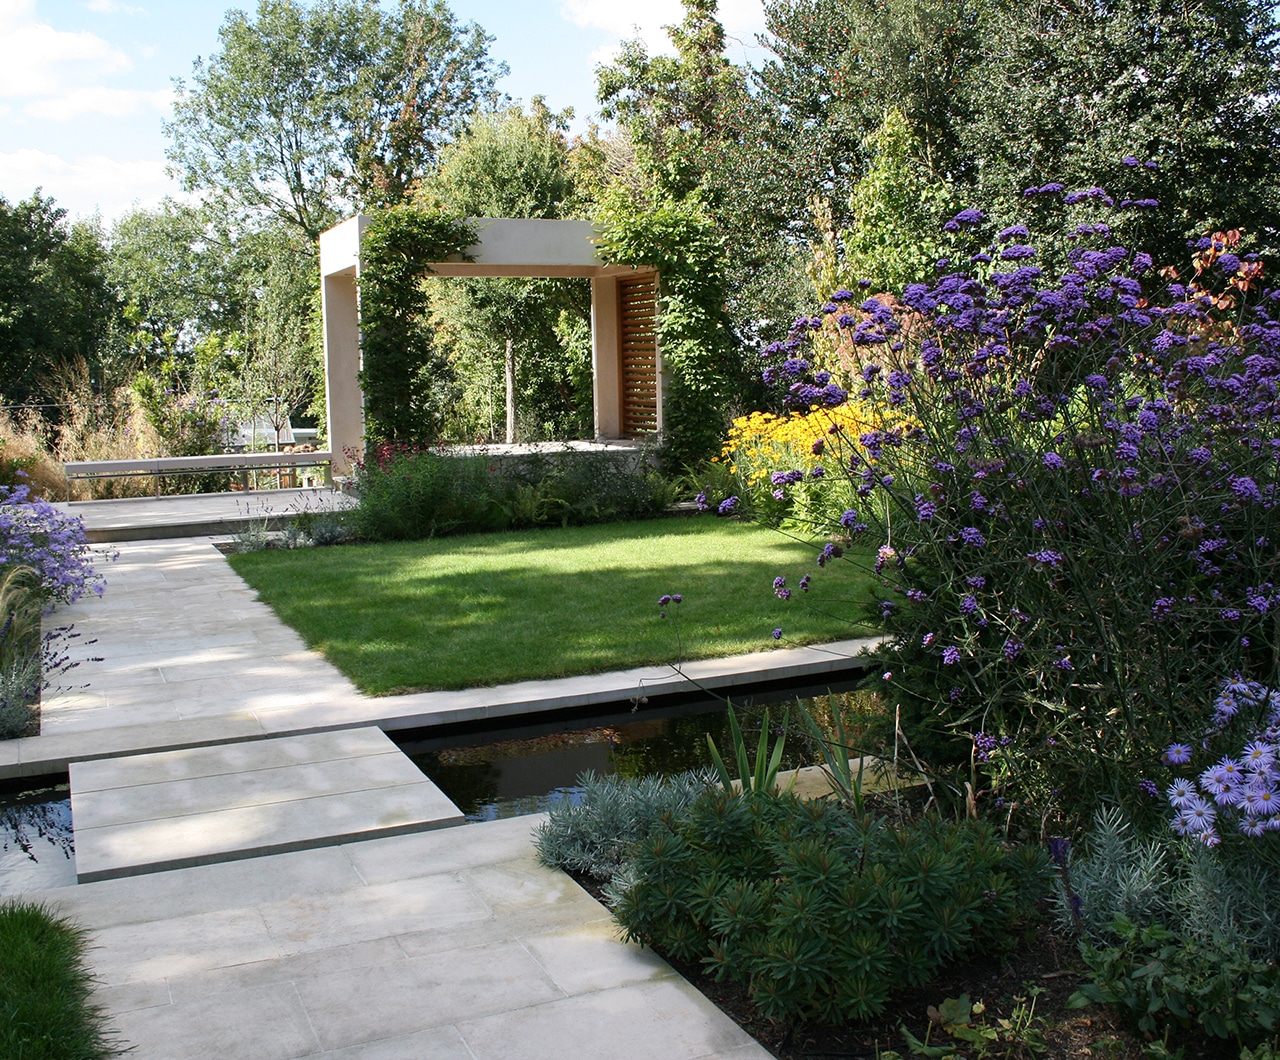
3,530 -> 872,1057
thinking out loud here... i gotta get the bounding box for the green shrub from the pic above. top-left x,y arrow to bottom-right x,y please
1071,918 -> 1280,1045
1056,810 -> 1280,1046
351,445 -> 678,542
0,901 -> 119,1059
610,787 -> 1051,1024
351,449 -> 507,542
533,769 -> 713,883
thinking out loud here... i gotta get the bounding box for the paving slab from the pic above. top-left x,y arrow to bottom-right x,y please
59,486 -> 355,543
11,527 -> 879,778
70,728 -> 464,882
22,815 -> 771,1060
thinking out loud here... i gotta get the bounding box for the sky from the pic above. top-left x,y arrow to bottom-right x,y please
0,0 -> 770,225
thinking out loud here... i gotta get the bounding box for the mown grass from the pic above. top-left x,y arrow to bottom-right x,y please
0,901 -> 118,1059
229,518 -> 875,695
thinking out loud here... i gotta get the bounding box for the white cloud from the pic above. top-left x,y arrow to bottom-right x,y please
25,85 -> 171,121
86,0 -> 144,13
0,3 -> 132,100
560,0 -> 767,58
0,147 -> 178,221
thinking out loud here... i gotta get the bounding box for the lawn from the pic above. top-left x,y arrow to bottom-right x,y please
228,517 -> 874,695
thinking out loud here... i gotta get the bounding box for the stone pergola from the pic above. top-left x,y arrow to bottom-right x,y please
319,215 -> 661,475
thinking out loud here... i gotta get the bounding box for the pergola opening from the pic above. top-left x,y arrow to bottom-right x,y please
319,215 -> 661,475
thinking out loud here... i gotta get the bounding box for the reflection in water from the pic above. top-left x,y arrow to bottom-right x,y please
409,705 -> 816,822
0,784 -> 77,893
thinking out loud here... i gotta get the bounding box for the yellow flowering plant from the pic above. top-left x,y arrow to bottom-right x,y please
715,403 -> 881,528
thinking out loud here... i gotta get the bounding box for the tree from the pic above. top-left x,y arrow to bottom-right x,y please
752,0 -> 1280,266
106,200 -> 241,365
962,0 -> 1280,263
596,0 -> 812,349
107,205 -> 322,437
0,192 -> 116,406
752,0 -> 984,235
808,108 -> 959,299
424,104 -> 591,443
165,0 -> 505,240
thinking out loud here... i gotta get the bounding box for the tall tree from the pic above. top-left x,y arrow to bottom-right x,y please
165,0 -> 505,240
0,193 -> 116,405
753,0 -> 1280,263
596,0 -> 811,347
963,0 -> 1280,262
424,104 -> 591,442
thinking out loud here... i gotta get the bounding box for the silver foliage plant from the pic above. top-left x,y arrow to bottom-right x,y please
1052,808 -> 1169,938
533,769 -> 714,883
1055,807 -> 1280,957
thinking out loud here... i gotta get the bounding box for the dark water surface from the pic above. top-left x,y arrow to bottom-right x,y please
401,702 -> 817,822
0,782 -> 76,893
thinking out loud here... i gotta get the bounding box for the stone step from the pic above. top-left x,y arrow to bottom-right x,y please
70,727 -> 463,883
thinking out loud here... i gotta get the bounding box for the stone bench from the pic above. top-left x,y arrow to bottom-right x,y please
63,450 -> 333,499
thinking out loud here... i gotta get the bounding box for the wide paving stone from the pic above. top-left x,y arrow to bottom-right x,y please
70,727 -> 463,882
27,816 -> 770,1059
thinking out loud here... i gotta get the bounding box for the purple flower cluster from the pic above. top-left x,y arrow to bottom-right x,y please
758,183 -> 1280,822
0,486 -> 105,605
1166,679 -> 1280,842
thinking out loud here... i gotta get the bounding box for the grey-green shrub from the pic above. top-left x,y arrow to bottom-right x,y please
352,446 -> 678,542
1057,810 -> 1280,1045
1054,809 -> 1280,956
533,769 -> 713,882
1052,808 -> 1170,939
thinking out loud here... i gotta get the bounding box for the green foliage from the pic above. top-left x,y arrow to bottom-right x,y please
350,446 -> 675,541
1057,811 -> 1280,1047
705,706 -> 787,794
350,448 -> 503,541
753,0 -> 982,237
610,787 -> 1051,1024
423,104 -> 593,444
965,0 -> 1280,263
431,102 -> 577,220
809,108 -> 959,298
0,900 -> 119,1059
594,192 -> 739,465
755,0 -> 1280,265
165,0 -> 504,236
0,192 -> 116,406
595,0 -> 810,354
130,339 -> 235,462
1070,917 -> 1280,1045
357,205 -> 475,443
596,0 -> 750,205
534,769 -> 714,882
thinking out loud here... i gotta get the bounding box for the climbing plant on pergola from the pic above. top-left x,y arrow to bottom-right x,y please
320,195 -> 734,469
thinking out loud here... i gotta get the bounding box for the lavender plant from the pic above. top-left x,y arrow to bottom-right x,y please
0,485 -> 104,605
762,187 -> 1280,827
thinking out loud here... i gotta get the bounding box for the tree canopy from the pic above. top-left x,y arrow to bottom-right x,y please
165,0 -> 505,239
0,193 -> 116,405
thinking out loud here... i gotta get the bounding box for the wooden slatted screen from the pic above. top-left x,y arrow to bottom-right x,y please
619,274 -> 659,436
